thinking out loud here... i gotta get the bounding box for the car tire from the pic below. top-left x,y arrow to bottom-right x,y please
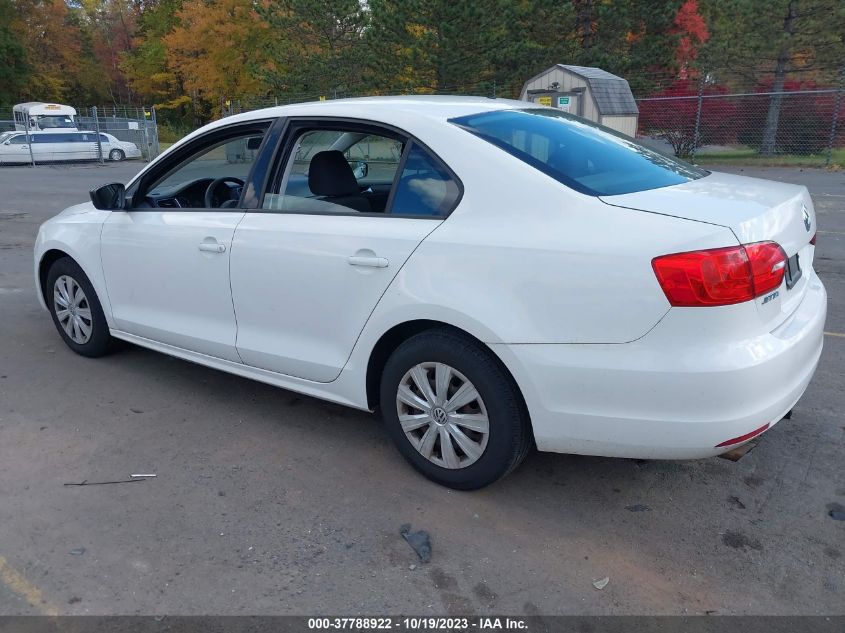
46,257 -> 114,358
380,329 -> 532,489
109,149 -> 125,162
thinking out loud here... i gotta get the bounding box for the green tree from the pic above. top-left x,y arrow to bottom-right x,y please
259,0 -> 369,98
699,0 -> 845,154
364,0 -> 512,94
121,0 -> 183,106
492,0 -> 579,97
0,0 -> 29,103
571,0 -> 684,95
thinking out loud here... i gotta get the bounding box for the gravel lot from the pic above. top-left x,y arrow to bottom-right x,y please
0,161 -> 842,616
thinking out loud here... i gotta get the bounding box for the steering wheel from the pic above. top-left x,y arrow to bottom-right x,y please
204,177 -> 245,208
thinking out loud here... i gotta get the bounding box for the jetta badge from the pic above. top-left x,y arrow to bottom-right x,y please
802,204 -> 811,231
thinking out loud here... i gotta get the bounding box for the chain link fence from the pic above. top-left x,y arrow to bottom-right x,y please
218,85 -> 844,166
0,104 -> 160,165
3,85 -> 842,167
76,106 -> 161,162
636,89 -> 844,163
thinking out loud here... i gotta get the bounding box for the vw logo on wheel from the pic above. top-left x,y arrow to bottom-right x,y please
432,407 -> 449,426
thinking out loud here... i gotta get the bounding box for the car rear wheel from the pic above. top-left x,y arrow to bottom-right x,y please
46,257 -> 113,357
380,329 -> 532,489
109,149 -> 125,161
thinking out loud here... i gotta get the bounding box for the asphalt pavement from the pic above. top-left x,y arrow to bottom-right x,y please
0,160 -> 842,615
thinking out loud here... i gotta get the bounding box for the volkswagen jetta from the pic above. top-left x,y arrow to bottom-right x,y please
34,97 -> 826,489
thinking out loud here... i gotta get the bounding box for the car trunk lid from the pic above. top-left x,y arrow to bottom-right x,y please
600,171 -> 817,331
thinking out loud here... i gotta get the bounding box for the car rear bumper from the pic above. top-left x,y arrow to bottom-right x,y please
494,270 -> 827,459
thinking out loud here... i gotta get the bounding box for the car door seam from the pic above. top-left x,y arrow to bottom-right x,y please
229,210 -> 250,364
330,219 -> 447,382
97,213 -> 117,321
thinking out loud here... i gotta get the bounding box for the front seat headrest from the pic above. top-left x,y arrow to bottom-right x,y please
308,150 -> 359,197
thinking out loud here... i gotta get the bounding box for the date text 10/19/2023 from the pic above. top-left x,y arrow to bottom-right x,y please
307,617 -> 529,630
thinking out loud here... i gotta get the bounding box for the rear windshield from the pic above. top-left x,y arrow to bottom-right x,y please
450,109 -> 707,196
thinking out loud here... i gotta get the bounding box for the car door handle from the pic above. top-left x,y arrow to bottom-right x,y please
198,242 -> 226,253
347,255 -> 388,268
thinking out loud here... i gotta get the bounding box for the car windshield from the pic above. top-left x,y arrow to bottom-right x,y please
38,115 -> 75,129
450,109 -> 707,196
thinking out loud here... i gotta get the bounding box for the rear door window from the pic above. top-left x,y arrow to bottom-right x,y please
391,143 -> 461,216
450,109 -> 707,196
264,122 -> 461,218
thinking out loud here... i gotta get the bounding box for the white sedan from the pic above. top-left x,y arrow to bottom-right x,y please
99,132 -> 143,161
33,96 -> 826,489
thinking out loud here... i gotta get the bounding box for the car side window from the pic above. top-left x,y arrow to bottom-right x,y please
264,128 -> 404,214
389,143 -> 461,217
8,135 -> 27,144
140,125 -> 269,209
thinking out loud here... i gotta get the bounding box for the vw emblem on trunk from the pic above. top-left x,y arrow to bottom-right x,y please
802,204 -> 811,231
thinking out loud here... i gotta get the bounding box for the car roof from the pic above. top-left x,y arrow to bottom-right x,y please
196,96 -> 528,134
8,129 -> 81,135
143,96 -> 538,173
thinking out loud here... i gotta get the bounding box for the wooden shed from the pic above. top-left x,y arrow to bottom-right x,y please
519,64 -> 639,137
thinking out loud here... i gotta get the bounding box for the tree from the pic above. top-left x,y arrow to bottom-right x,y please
78,0 -> 141,104
0,0 -> 29,103
735,80 -> 842,154
638,79 -> 739,156
14,0 -> 83,101
670,0 -> 709,77
121,0 -> 183,106
492,0 -> 579,98
365,0 -> 509,94
259,0 -> 368,98
698,0 -> 845,155
570,0 -> 685,96
163,0 -> 270,118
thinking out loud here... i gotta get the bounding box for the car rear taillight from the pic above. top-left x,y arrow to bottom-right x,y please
652,241 -> 787,307
810,233 -> 817,246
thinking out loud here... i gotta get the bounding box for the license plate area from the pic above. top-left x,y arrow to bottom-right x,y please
785,253 -> 802,290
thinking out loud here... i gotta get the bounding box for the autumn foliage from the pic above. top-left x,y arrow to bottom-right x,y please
1,0 -> 842,144
638,80 -> 739,156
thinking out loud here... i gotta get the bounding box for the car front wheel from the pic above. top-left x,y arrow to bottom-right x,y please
109,149 -> 125,161
46,257 -> 113,357
380,329 -> 532,489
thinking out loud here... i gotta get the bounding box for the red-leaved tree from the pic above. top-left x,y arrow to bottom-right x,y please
638,79 -> 740,157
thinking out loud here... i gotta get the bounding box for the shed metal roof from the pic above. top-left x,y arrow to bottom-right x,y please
524,65 -> 639,116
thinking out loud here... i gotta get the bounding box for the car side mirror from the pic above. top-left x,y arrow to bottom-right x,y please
90,182 -> 126,211
350,160 -> 368,179
246,136 -> 263,151
2,140 -> 9,145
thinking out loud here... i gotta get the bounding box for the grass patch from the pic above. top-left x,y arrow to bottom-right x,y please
157,123 -> 193,144
694,147 -> 844,169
